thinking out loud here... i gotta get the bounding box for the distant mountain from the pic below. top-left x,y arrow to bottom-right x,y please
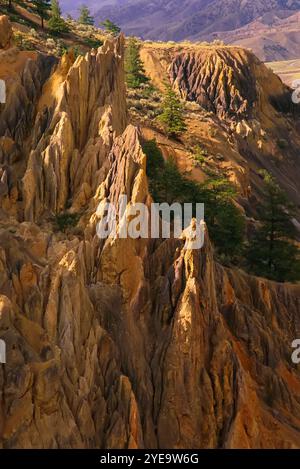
91,0 -> 300,42
59,0 -> 300,60
60,0 -> 123,19
209,11 -> 300,61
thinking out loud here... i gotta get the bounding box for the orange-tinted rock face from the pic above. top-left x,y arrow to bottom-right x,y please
0,15 -> 12,50
0,16 -> 300,449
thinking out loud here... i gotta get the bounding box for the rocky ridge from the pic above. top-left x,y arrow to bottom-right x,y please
140,42 -> 300,212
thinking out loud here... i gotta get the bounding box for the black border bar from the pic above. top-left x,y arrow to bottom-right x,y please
0,449 -> 299,466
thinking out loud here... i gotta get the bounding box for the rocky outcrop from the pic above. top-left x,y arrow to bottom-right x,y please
0,26 -> 300,449
169,47 -> 294,120
0,54 -> 57,145
140,43 -> 300,214
1,129 -> 300,447
0,16 -> 58,217
0,15 -> 12,50
23,36 -> 127,221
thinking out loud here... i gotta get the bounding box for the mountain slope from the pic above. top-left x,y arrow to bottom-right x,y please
92,0 -> 300,42
209,11 -> 300,61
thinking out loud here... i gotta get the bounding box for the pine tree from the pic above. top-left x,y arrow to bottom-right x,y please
100,19 -> 121,36
48,0 -> 69,34
125,37 -> 148,89
143,139 -> 245,261
200,177 -> 245,261
32,0 -> 51,29
50,0 -> 60,16
246,171 -> 300,282
78,5 -> 94,25
158,84 -> 187,138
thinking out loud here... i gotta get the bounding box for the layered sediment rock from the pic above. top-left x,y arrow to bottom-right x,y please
0,17 -> 300,449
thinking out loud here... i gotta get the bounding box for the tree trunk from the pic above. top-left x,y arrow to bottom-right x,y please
41,16 -> 44,29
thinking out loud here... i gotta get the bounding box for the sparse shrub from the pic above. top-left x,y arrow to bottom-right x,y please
30,28 -> 39,38
56,39 -> 68,56
129,99 -> 143,111
46,37 -> 56,48
13,33 -> 34,50
84,37 -> 103,49
277,138 -> 288,149
208,127 -> 217,138
215,153 -> 225,161
54,212 -> 81,232
212,39 -> 225,46
73,45 -> 84,58
193,144 -> 208,167
13,32 -> 24,48
185,101 -> 201,112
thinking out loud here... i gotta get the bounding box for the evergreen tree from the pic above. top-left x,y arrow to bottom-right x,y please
100,19 -> 121,36
48,0 -> 69,33
78,5 -> 94,25
199,177 -> 245,261
144,139 -> 246,261
125,37 -> 148,89
246,171 -> 300,282
32,0 -> 51,28
50,0 -> 60,16
158,84 -> 187,138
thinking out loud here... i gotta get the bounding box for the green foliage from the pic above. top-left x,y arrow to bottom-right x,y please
158,85 -> 187,138
48,0 -> 69,34
31,0 -> 51,28
13,32 -> 34,50
200,177 -> 245,261
143,139 -> 245,261
54,212 -> 80,233
246,171 -> 300,282
78,4 -> 94,25
84,37 -> 103,49
56,39 -> 68,56
50,0 -> 60,16
125,38 -> 149,89
100,18 -> 121,36
193,144 -> 208,167
209,200 -> 245,262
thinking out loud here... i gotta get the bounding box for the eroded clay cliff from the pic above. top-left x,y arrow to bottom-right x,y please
140,43 -> 300,213
0,16 -> 300,449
